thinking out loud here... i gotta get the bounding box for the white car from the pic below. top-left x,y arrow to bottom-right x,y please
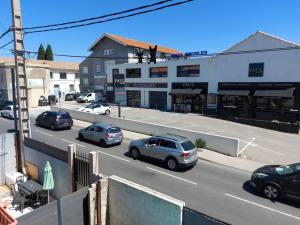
77,92 -> 95,103
1,105 -> 18,119
78,103 -> 111,115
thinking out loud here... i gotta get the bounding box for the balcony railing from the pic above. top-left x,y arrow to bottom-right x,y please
0,206 -> 17,225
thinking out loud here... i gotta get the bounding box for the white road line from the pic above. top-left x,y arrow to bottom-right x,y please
147,167 -> 198,185
98,150 -> 130,162
225,193 -> 300,221
61,138 -> 87,148
238,138 -> 256,155
34,130 -> 53,137
239,140 -> 286,156
206,130 -> 225,135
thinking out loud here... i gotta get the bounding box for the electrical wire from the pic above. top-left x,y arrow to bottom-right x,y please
0,40 -> 14,49
22,0 -> 193,34
21,0 -> 173,30
0,28 -> 12,40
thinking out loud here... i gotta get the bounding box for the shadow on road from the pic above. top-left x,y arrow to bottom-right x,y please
243,181 -> 300,209
123,152 -> 194,173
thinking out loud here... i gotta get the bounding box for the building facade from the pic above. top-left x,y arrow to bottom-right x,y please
0,58 -> 79,107
79,33 -> 180,95
106,31 -> 300,122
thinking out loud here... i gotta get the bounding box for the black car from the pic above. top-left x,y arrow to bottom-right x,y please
48,95 -> 58,105
0,100 -> 14,110
65,93 -> 76,101
38,96 -> 48,106
251,163 -> 300,201
36,111 -> 73,130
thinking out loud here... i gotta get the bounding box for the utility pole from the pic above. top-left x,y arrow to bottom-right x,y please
11,0 -> 31,173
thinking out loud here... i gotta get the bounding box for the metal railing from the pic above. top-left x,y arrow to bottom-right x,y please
0,206 -> 17,225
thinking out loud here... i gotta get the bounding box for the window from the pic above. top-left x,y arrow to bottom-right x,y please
107,127 -> 121,133
69,84 -> 74,91
82,67 -> 88,74
50,72 -> 53,79
83,78 -> 89,85
126,68 -> 141,78
177,65 -> 200,77
104,49 -> 116,56
95,127 -> 103,132
60,72 -> 67,79
75,73 -> 79,79
96,64 -> 101,73
159,140 -> 177,149
181,141 -> 195,151
88,126 -> 95,131
249,63 -> 264,77
150,67 -> 168,78
146,138 -> 159,145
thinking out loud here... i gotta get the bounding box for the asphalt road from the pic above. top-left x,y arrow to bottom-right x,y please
1,116 -> 300,225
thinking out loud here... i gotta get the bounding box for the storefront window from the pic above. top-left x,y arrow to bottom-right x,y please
127,90 -> 141,107
256,97 -> 294,110
149,67 -> 168,78
174,94 -> 206,113
177,65 -> 200,77
221,96 -> 252,108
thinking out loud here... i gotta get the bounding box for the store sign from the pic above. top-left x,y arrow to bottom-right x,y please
113,74 -> 125,88
113,73 -> 126,105
172,82 -> 207,89
249,63 -> 264,77
171,51 -> 208,58
126,83 -> 168,88
27,79 -> 44,87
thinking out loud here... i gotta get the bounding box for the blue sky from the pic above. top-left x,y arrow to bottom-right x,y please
0,0 -> 300,62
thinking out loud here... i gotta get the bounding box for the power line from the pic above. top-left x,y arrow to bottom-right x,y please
22,0 -> 193,34
0,28 -> 12,40
0,40 -> 14,49
21,0 -> 173,30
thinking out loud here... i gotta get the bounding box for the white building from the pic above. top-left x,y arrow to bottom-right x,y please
106,31 -> 300,122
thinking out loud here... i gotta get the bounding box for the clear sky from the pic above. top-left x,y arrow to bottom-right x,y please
0,0 -> 300,62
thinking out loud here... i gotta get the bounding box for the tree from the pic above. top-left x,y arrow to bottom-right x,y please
45,44 -> 54,61
37,44 -> 45,60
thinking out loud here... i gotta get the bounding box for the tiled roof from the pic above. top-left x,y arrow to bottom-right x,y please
0,57 -> 79,71
88,33 -> 180,54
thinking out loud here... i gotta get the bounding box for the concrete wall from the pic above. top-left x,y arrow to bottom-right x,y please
183,207 -> 228,225
108,175 -> 184,225
51,106 -> 240,156
0,133 -> 16,185
24,146 -> 68,198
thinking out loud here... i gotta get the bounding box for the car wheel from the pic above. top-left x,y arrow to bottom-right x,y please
105,110 -> 110,115
1,112 -> 3,117
79,133 -> 84,141
50,124 -> 56,131
166,157 -> 178,171
263,184 -> 280,200
99,139 -> 107,147
130,147 -> 140,160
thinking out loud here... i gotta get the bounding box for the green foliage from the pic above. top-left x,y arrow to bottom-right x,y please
37,44 -> 45,60
194,138 -> 206,148
45,44 -> 54,61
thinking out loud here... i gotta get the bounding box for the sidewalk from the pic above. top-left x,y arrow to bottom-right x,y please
73,119 -> 264,172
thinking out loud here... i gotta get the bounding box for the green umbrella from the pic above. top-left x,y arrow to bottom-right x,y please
43,161 -> 54,203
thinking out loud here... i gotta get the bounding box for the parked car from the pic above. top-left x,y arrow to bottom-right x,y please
38,95 -> 48,106
77,92 -> 95,103
250,163 -> 300,201
94,95 -> 107,103
36,111 -> 73,130
1,105 -> 18,119
78,123 -> 123,147
48,95 -> 58,105
65,93 -> 76,101
0,100 -> 14,110
128,134 -> 198,171
78,103 -> 111,115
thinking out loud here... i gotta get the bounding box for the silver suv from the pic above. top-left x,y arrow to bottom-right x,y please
128,134 -> 198,170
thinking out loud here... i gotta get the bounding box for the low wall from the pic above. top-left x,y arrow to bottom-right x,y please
52,106 -> 240,157
108,175 -> 184,225
183,207 -> 229,225
24,138 -> 69,198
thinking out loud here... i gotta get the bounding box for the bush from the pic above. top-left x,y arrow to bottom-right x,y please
195,138 -> 206,148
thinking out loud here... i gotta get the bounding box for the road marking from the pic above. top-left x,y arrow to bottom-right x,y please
147,167 -> 198,185
61,138 -> 87,148
238,138 -> 256,155
225,193 -> 300,221
239,139 -> 286,156
34,130 -> 53,137
98,150 -> 130,162
206,130 -> 225,135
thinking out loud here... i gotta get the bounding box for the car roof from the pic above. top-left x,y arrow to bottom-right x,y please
154,133 -> 189,142
94,123 -> 116,129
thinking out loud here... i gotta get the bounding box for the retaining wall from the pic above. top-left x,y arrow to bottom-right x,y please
52,106 -> 240,157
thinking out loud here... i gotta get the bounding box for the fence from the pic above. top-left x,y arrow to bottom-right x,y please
0,133 -> 16,185
74,151 -> 90,191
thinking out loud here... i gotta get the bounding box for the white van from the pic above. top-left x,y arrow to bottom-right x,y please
77,92 -> 95,103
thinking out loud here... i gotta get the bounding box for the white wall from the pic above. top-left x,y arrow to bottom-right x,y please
49,70 -> 80,94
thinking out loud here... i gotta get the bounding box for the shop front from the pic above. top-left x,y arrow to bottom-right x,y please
170,82 -> 208,113
126,90 -> 141,107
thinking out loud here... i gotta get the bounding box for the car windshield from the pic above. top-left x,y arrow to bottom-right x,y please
181,140 -> 195,151
107,127 -> 121,133
274,163 -> 300,175
85,104 -> 99,109
59,113 -> 71,119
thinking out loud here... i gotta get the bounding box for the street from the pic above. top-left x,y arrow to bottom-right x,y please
1,116 -> 300,225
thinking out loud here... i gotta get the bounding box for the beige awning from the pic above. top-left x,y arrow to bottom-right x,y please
169,89 -> 203,95
217,90 -> 250,96
254,88 -> 295,98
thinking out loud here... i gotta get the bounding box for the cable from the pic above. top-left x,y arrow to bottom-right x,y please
21,0 -> 173,30
22,0 -> 193,34
0,28 -> 12,40
0,40 -> 14,49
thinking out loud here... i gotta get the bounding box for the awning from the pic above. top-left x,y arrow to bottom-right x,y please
254,88 -> 295,98
217,90 -> 250,96
169,89 -> 203,95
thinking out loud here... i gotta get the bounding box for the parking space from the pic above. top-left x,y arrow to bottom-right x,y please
57,101 -> 300,165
